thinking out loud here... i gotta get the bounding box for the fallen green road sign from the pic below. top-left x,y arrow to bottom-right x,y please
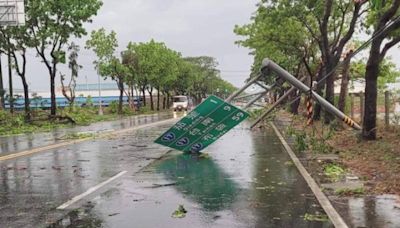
155,95 -> 249,152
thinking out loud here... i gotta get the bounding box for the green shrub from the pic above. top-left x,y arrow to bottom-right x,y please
107,101 -> 119,114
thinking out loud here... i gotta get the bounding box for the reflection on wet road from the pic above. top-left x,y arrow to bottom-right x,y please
52,124 -> 333,228
156,153 -> 238,212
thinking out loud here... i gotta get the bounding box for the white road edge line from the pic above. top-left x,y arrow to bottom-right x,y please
270,122 -> 348,228
57,171 -> 128,210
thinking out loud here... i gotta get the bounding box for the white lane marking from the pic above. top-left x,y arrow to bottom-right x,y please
270,122 -> 348,228
57,171 -> 128,210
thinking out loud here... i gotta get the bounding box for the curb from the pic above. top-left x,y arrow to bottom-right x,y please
270,122 -> 348,228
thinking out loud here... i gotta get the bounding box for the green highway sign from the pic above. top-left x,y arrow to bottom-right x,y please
155,95 -> 249,152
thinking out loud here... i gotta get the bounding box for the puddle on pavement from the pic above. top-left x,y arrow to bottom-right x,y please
332,194 -> 400,228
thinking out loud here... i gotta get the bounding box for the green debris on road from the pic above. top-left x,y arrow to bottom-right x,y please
172,205 -> 187,218
59,132 -> 96,140
303,213 -> 329,222
324,164 -> 345,181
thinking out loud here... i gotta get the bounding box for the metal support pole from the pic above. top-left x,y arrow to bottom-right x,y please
235,91 -> 267,100
244,92 -> 268,109
255,81 -> 271,91
225,73 -> 263,103
243,82 -> 278,109
261,58 -> 361,130
250,85 -> 299,129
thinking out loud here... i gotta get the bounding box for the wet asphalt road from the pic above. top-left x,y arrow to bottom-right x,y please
48,123 -> 333,228
3,113 -> 397,228
0,113 -> 178,228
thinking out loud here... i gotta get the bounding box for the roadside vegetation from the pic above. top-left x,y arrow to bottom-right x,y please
0,105 -> 156,136
278,109 -> 400,195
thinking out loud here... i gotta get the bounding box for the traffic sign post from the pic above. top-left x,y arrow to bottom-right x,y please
155,95 -> 249,153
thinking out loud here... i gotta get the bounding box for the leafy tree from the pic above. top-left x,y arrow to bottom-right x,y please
351,58 -> 400,91
362,0 -> 400,139
86,28 -> 127,114
8,24 -> 34,121
183,56 -> 227,104
60,42 -> 82,110
100,57 -> 128,114
127,40 -> 178,111
121,49 -> 139,109
235,0 -> 367,122
127,42 -> 149,108
28,0 -> 102,116
290,0 -> 366,123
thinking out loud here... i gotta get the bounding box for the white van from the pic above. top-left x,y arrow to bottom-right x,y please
173,96 -> 189,111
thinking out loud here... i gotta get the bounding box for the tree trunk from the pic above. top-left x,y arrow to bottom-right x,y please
313,67 -> 325,120
162,93 -> 166,110
147,87 -> 154,110
141,86 -> 146,107
118,80 -> 124,115
156,87 -> 160,111
324,61 -> 336,124
338,57 -> 351,113
8,50 -> 14,113
290,91 -> 301,115
363,41 -> 381,140
167,93 -> 171,108
50,70 -> 57,116
22,78 -> 31,121
0,54 -> 4,109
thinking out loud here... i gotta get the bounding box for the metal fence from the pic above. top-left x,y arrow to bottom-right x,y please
349,90 -> 400,126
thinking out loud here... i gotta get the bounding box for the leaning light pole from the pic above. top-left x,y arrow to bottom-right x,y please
260,58 -> 361,130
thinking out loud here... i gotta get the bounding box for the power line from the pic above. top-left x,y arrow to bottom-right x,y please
316,14 -> 400,87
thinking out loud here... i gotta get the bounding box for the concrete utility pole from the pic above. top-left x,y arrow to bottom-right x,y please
260,58 -> 361,130
223,58 -> 361,131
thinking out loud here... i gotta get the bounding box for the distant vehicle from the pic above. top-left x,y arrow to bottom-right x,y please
173,95 -> 189,112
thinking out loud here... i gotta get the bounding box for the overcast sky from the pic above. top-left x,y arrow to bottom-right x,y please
3,0 -> 259,92
4,0 -> 400,93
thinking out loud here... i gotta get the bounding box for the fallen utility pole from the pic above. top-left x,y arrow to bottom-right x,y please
261,58 -> 361,130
